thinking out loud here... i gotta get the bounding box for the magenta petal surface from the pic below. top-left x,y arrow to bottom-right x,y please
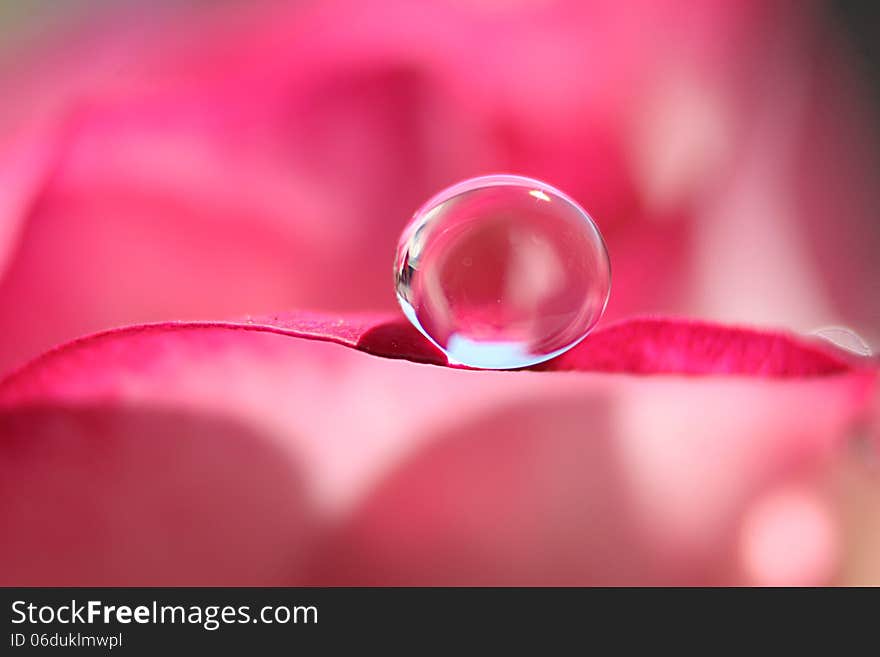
0,312 -> 865,401
0,313 -> 875,585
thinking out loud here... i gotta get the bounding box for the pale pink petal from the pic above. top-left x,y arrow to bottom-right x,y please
0,316 -> 874,584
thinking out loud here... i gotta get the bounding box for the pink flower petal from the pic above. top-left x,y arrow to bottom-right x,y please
0,404 -> 315,586
309,379 -> 859,585
0,314 -> 875,584
0,313 -> 865,401
542,317 -> 865,376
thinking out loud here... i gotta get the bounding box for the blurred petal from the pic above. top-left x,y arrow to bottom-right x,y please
835,449 -> 880,586
0,404 -> 314,586
0,315 -> 874,584
1,0 -> 876,373
311,376 -> 858,585
0,314 -> 868,400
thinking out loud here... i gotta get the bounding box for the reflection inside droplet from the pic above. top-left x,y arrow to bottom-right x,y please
394,174 -> 611,369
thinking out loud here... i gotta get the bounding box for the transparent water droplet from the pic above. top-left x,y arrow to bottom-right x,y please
811,326 -> 873,357
395,174 -> 611,369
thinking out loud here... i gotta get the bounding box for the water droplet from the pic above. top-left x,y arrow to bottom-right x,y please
811,326 -> 873,357
394,174 -> 611,369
